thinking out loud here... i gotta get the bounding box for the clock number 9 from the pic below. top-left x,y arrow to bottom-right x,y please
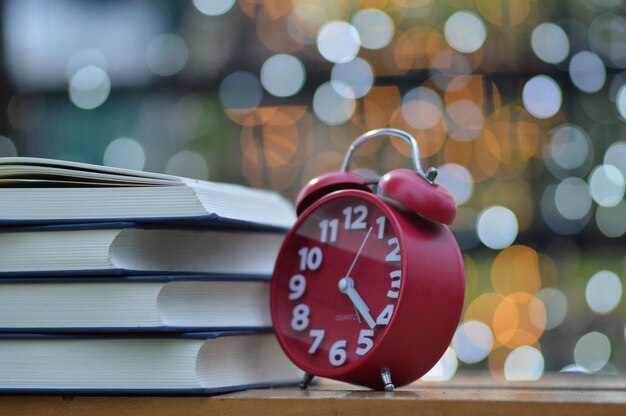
288,274 -> 306,300
291,304 -> 310,331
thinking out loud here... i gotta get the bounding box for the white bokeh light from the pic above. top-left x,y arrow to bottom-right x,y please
547,124 -> 591,172
618,85 -> 626,119
436,164 -> 474,206
330,58 -> 374,99
537,287 -> 568,330
69,66 -> 111,110
574,331 -> 611,373
0,136 -> 17,157
401,87 -> 444,130
476,206 -> 519,250
504,346 -> 545,381
531,22 -> 569,64
585,270 -> 622,315
166,150 -> 209,180
421,347 -> 458,381
604,142 -> 626,178
444,11 -> 487,53
452,320 -> 493,364
523,75 -> 562,119
554,178 -> 592,220
192,0 -> 236,16
317,21 -> 361,64
569,51 -> 606,93
589,164 -> 625,207
145,34 -> 189,77
312,82 -> 356,125
219,71 -> 263,111
261,54 -> 306,98
351,9 -> 394,50
103,138 -> 146,171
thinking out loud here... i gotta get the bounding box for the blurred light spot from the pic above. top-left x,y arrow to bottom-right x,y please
555,178 -> 592,220
401,87 -> 443,129
589,14 -> 626,68
477,206 -> 518,249
531,22 -> 569,64
446,100 -> 484,141
523,75 -> 562,119
421,347 -> 458,381
287,2 -> 329,45
586,270 -> 622,315
604,142 -> 626,177
618,85 -> 626,119
261,54 -> 306,98
452,320 -> 493,364
219,71 -> 263,112
547,125 -> 591,172
537,287 -> 568,330
491,246 -> 542,296
166,150 -> 209,180
103,138 -> 145,171
192,0 -> 236,16
574,331 -> 611,373
561,364 -> 590,373
312,82 -> 355,125
596,200 -> 626,238
541,184 -> 590,235
331,58 -> 374,99
145,34 -> 189,77
351,9 -> 394,50
504,346 -> 544,381
68,66 -> 111,110
589,164 -> 625,207
437,164 -> 474,206
317,21 -> 361,64
430,52 -> 472,91
0,136 -> 17,157
569,51 -> 606,93
444,11 -> 486,53
66,48 -> 107,80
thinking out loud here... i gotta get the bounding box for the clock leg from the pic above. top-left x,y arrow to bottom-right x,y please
380,367 -> 394,392
300,372 -> 314,389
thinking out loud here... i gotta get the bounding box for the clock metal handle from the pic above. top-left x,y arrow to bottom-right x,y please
340,128 -> 438,184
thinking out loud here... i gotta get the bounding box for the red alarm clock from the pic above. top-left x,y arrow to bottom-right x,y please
270,128 -> 465,391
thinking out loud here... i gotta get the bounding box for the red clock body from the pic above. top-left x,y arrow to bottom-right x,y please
270,189 -> 465,390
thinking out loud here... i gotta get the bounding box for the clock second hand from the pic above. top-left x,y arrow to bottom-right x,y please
340,226 -> 375,328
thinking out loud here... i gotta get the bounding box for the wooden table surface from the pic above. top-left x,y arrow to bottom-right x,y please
1,372 -> 625,416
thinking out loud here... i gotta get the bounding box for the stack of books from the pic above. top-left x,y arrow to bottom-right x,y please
0,157 -> 302,394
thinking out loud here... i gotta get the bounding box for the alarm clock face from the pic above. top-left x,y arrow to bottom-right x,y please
271,191 -> 403,374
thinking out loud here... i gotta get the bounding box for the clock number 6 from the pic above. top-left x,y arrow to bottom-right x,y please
329,340 -> 347,366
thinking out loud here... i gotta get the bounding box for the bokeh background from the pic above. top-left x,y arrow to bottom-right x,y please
1,0 -> 625,381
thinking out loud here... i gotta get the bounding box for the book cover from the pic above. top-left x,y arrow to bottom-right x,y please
0,157 -> 296,229
0,274 -> 273,332
0,331 -> 303,394
0,222 -> 286,276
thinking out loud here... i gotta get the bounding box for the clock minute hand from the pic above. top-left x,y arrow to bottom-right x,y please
339,277 -> 376,329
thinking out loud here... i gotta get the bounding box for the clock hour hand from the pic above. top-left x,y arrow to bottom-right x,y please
338,277 -> 376,329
